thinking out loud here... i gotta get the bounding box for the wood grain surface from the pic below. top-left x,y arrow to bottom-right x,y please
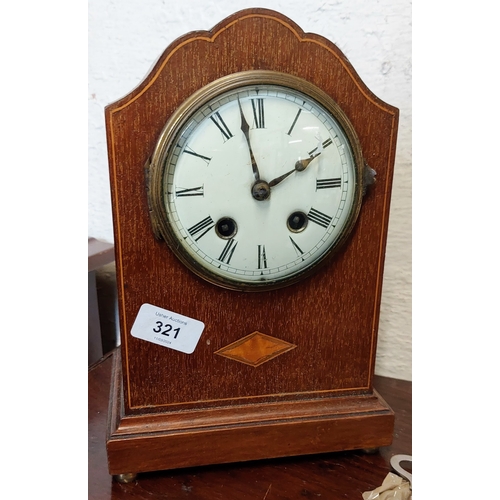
89,350 -> 411,499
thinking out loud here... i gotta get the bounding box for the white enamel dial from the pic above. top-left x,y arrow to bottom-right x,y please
152,75 -> 364,291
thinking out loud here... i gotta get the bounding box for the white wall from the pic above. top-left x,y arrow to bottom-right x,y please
88,0 -> 412,380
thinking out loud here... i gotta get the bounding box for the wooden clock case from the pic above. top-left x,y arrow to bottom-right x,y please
105,8 -> 399,477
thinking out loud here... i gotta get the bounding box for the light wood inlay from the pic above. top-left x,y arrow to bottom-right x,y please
215,331 -> 297,367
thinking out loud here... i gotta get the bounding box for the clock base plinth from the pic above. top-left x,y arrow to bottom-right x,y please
106,351 -> 395,476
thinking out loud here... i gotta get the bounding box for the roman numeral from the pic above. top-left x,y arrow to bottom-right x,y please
308,208 -> 333,229
316,178 -> 342,190
287,107 -> 303,135
210,112 -> 233,142
289,236 -> 304,259
257,245 -> 267,269
308,137 -> 334,156
184,146 -> 211,164
175,185 -> 204,197
251,98 -> 265,128
218,238 -> 238,264
187,216 -> 215,241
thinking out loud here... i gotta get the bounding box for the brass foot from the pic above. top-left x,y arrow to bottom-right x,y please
114,472 -> 137,483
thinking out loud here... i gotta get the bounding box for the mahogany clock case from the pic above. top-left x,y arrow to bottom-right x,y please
105,8 -> 399,476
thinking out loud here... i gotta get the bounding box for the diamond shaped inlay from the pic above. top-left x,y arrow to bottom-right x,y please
215,331 -> 296,367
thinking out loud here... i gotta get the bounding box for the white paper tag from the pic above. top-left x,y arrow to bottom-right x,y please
131,303 -> 205,354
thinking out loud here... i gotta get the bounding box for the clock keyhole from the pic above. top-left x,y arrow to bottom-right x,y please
287,211 -> 308,233
216,217 -> 238,239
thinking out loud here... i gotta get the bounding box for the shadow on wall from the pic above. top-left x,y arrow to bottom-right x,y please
96,262 -> 120,355
88,237 -> 120,366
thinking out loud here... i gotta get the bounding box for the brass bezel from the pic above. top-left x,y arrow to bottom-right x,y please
148,70 -> 365,292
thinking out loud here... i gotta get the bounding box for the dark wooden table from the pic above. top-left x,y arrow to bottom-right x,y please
89,350 -> 411,499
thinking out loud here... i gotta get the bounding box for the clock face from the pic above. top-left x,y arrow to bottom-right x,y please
149,72 -> 364,291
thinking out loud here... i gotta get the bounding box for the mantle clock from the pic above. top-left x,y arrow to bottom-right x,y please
105,8 -> 399,482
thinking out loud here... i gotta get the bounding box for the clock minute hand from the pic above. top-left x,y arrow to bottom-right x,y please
238,98 -> 261,181
268,151 -> 322,188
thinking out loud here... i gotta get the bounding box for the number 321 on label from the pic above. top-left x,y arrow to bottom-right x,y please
131,303 -> 205,354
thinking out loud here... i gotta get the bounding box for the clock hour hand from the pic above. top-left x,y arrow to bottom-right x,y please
268,151 -> 322,188
268,167 -> 294,188
295,151 -> 321,171
238,98 -> 261,181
